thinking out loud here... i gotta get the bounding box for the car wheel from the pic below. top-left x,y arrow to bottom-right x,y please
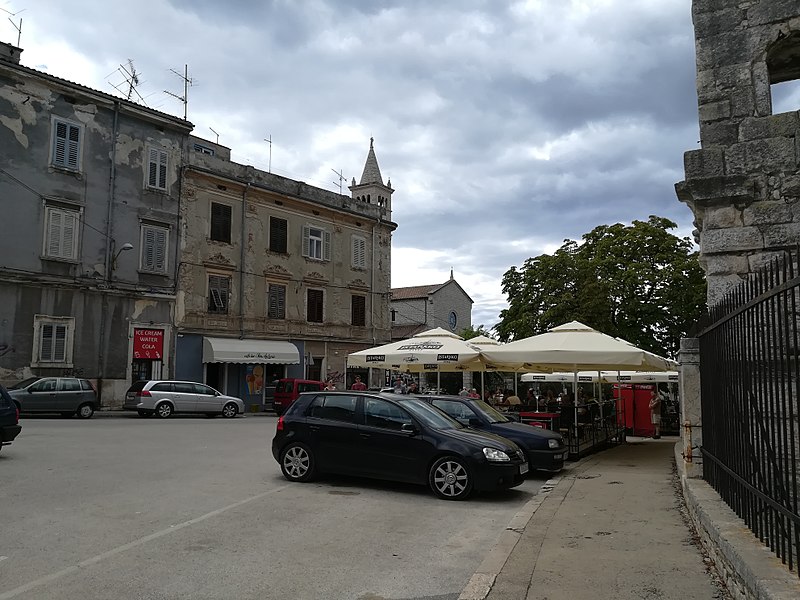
155,402 -> 173,418
77,403 -> 95,419
280,443 -> 315,482
137,410 -> 153,417
429,456 -> 473,500
221,402 -> 238,418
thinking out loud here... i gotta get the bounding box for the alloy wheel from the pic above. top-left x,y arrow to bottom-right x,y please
283,446 -> 310,479
432,460 -> 469,498
222,403 -> 237,418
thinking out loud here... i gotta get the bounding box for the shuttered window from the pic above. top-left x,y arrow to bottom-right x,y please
269,217 -> 288,253
267,284 -> 286,319
352,236 -> 366,269
351,295 -> 366,326
210,203 -> 232,243
39,323 -> 67,362
44,206 -> 79,260
52,119 -> 81,170
141,224 -> 168,273
307,289 -> 324,323
208,275 -> 231,314
147,147 -> 168,190
302,225 -> 330,261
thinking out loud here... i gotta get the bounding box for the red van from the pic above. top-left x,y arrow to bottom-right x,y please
272,378 -> 325,415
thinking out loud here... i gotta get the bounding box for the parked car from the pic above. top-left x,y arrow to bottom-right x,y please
272,378 -> 325,415
0,384 -> 22,452
123,380 -> 245,418
7,376 -> 98,418
272,390 -> 529,500
421,395 -> 566,473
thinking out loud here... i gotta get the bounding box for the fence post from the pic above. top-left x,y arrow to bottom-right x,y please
679,337 -> 702,479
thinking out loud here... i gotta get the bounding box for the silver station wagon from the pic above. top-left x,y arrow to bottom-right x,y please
124,380 -> 245,418
7,377 -> 98,418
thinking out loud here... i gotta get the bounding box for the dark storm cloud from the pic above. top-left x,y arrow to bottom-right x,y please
22,0 -> 701,328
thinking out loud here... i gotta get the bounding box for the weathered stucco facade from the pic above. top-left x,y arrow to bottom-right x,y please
175,138 -> 396,399
0,42 -> 191,405
676,1 -> 800,305
390,277 -> 473,340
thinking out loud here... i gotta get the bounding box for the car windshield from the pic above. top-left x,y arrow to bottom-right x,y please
8,376 -> 41,390
471,400 -> 512,424
399,398 -> 463,430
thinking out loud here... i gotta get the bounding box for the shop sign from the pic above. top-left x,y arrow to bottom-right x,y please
134,329 -> 164,359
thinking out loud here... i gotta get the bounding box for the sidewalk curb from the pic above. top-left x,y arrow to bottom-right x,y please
457,457 -> 598,600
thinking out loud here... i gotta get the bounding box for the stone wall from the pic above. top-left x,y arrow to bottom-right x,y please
676,0 -> 800,305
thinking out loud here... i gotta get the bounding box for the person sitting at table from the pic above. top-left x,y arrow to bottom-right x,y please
525,388 -> 536,406
467,388 -> 480,399
492,389 -> 504,405
505,390 -> 522,410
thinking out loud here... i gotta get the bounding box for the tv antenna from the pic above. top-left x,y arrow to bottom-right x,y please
164,64 -> 192,120
209,127 -> 219,144
108,59 -> 147,103
1,6 -> 25,47
264,135 -> 272,173
331,168 -> 347,195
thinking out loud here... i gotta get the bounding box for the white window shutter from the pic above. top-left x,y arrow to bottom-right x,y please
66,125 -> 80,169
54,122 -> 67,166
40,324 -> 53,361
62,211 -> 76,259
302,226 -> 310,258
154,228 -> 166,271
323,230 -> 331,261
158,150 -> 168,189
148,148 -> 159,187
143,227 -> 155,270
54,325 -> 67,362
47,209 -> 62,257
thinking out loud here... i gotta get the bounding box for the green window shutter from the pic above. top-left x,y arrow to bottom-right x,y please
302,225 -> 310,257
323,231 -> 331,261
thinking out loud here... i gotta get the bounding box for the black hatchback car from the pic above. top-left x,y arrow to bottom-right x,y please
0,384 -> 22,453
272,391 -> 529,500
421,396 -> 566,473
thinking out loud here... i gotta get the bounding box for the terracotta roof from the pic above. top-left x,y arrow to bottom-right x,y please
390,283 -> 445,300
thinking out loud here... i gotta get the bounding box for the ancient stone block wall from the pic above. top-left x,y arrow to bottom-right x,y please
676,0 -> 800,306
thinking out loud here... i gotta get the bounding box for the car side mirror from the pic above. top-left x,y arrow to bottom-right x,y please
400,423 -> 417,435
468,417 -> 482,428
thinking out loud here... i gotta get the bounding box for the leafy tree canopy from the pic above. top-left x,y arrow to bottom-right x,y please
460,324 -> 494,340
495,216 -> 706,358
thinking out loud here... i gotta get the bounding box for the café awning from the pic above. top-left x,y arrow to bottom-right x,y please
202,337 -> 300,364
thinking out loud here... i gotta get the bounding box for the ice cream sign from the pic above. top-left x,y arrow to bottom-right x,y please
133,329 -> 164,359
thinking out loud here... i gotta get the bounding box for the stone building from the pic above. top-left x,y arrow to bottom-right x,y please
676,1 -> 800,304
390,272 -> 473,341
0,41 -> 191,405
174,138 -> 396,404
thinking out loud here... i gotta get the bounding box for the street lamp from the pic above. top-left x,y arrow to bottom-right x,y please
111,242 -> 133,273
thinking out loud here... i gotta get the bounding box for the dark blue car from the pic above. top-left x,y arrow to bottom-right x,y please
421,395 -> 566,472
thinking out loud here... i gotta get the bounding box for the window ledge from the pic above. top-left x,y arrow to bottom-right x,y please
40,255 -> 79,265
145,186 -> 170,195
31,361 -> 74,369
137,269 -> 169,277
48,165 -> 83,178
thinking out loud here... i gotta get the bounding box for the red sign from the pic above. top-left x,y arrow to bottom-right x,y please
133,329 -> 164,359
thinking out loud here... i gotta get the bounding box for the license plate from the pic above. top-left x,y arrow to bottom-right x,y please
554,454 -> 562,460
520,462 -> 529,475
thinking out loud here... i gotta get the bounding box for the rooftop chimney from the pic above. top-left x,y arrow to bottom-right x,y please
0,41 -> 22,65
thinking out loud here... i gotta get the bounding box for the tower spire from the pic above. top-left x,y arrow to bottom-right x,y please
359,136 -> 384,185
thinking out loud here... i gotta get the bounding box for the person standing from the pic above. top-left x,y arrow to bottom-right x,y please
351,375 -> 367,391
648,389 -> 662,439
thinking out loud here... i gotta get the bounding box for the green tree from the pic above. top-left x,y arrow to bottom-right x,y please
495,216 -> 706,358
460,324 -> 494,340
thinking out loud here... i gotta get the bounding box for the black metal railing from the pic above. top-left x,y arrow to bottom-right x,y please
698,246 -> 800,575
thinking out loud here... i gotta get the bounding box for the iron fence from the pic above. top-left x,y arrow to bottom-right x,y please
698,246 -> 800,575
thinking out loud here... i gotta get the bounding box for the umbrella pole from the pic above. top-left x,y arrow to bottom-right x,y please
573,367 -> 578,432
437,370 -> 441,393
481,371 -> 485,397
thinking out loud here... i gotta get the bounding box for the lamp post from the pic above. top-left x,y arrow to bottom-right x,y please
111,242 -> 133,274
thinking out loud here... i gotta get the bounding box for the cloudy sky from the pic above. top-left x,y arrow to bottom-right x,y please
6,0 -> 712,329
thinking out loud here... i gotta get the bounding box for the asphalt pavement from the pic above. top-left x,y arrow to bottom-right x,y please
460,438 -> 731,600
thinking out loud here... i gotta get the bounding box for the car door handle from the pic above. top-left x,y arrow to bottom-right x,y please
359,433 -> 371,438
309,425 -> 320,431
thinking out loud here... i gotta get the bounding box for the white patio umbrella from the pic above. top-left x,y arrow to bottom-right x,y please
347,327 -> 482,389
464,335 -> 502,395
480,321 -> 675,430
